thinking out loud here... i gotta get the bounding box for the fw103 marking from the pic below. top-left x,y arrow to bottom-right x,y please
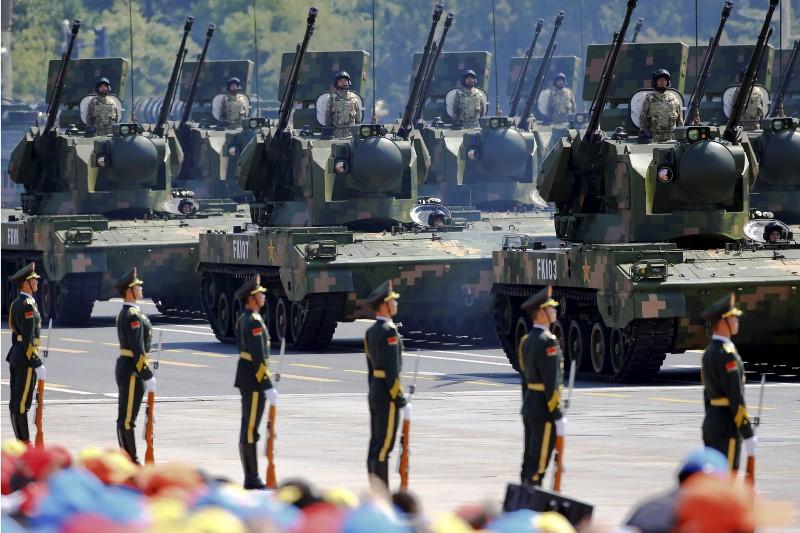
232,239 -> 250,260
536,258 -> 557,281
6,227 -> 19,246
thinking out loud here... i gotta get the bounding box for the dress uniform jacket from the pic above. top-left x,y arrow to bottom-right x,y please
235,310 -> 273,444
115,304 -> 153,431
7,292 -> 43,416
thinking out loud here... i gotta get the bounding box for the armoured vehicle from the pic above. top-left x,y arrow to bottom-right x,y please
197,6 -> 555,349
1,102 -> 38,208
1,19 -> 247,326
492,0 -> 800,382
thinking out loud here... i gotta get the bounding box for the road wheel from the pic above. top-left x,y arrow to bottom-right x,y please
217,291 -> 233,338
510,316 -> 529,372
274,297 -> 292,344
200,272 -> 216,315
590,321 -> 610,374
610,328 -> 628,376
290,298 -> 311,349
50,276 -> 95,327
39,276 -> 53,323
567,320 -> 590,372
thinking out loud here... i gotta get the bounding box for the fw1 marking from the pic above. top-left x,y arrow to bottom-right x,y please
536,258 -> 557,281
6,227 -> 19,246
232,239 -> 249,260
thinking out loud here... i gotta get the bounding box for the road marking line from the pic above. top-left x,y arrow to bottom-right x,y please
281,373 -> 339,383
48,347 -> 88,354
584,392 -> 632,398
648,397 -> 701,404
190,351 -> 230,358
402,373 -> 437,381
171,324 -> 214,330
58,337 -> 94,344
153,327 -> 216,337
1,380 -> 72,388
102,342 -> 118,347
42,386 -> 96,395
290,363 -> 331,370
464,380 -> 506,387
429,350 -> 508,360
406,353 -> 510,367
667,364 -> 701,369
344,369 -> 368,374
156,360 -> 209,368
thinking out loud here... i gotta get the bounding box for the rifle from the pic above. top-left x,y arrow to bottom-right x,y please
398,4 -> 444,139
44,20 -> 81,135
509,19 -> 544,118
399,349 -> 421,491
686,1 -> 733,125
723,0 -> 779,143
553,360 -> 576,492
266,337 -> 285,489
153,17 -> 194,137
583,0 -> 638,143
746,374 -> 766,486
412,12 -> 455,126
774,39 -> 799,118
144,329 -> 162,465
34,318 -> 53,448
178,24 -> 215,134
630,17 -> 643,43
519,11 -> 564,129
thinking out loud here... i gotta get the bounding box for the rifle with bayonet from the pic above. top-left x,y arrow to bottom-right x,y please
552,359 -> 575,492
746,374 -> 766,486
774,39 -> 799,118
398,4 -> 444,140
519,11 -> 564,130
399,349 -> 421,492
34,318 -> 53,448
266,337 -> 285,489
509,19 -> 544,118
153,17 -> 194,137
686,1 -> 733,125
412,12 -> 455,127
144,329 -> 162,465
723,0 -> 779,143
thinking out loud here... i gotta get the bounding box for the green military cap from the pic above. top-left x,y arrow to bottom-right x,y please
113,267 -> 143,293
701,293 -> 743,322
9,263 -> 41,284
235,274 -> 266,301
365,280 -> 400,309
520,286 -> 559,312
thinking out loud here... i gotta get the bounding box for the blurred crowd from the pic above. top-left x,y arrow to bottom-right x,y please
0,440 -> 793,533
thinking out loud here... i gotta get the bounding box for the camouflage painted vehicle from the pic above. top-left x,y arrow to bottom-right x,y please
1,102 -> 38,208
492,0 -> 800,382
197,8 -> 556,349
1,21 -> 248,326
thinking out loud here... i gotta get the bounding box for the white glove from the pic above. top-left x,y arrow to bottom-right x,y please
743,436 -> 757,456
143,377 -> 157,394
401,403 -> 412,421
266,388 -> 279,406
35,365 -> 46,381
555,417 -> 567,437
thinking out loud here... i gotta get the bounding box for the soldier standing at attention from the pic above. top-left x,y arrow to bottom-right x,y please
234,275 -> 277,490
700,294 -> 756,471
364,280 -> 410,489
517,286 -> 565,486
325,71 -> 362,138
453,69 -> 486,129
6,263 -> 46,443
545,73 -> 576,124
87,77 -> 119,135
639,69 -> 684,142
114,268 -> 156,464
221,77 -> 248,129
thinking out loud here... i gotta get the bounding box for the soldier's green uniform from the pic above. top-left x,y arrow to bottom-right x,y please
639,90 -> 684,142
326,89 -> 362,138
234,276 -> 274,489
700,296 -> 753,471
113,269 -> 154,463
222,93 -> 248,129
6,263 -> 44,443
546,74 -> 576,124
518,288 -> 563,486
364,281 -> 406,487
87,94 -> 119,135
732,86 -> 765,130
453,87 -> 487,129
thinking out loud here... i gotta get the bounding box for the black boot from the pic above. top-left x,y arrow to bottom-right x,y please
10,413 -> 30,443
240,443 -> 266,490
117,428 -> 140,464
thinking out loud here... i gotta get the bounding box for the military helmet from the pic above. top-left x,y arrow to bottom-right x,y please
95,77 -> 112,91
365,280 -> 400,310
461,69 -> 478,86
113,267 -> 143,295
763,221 -> 786,241
227,77 -> 241,87
651,69 -> 671,88
9,263 -> 41,285
333,70 -> 352,88
554,72 -> 567,82
700,293 -> 742,322
520,286 -> 559,313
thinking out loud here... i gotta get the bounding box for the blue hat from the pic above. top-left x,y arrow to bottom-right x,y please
679,447 -> 729,478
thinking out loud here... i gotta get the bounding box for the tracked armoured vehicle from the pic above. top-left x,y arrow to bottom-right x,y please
492,0 -> 800,382
197,7 -> 558,349
1,19 -> 248,325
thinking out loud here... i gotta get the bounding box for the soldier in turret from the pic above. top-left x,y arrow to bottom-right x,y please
733,70 -> 765,130
220,77 -> 249,129
517,286 -> 565,486
364,280 -> 410,489
234,275 -> 277,490
325,71 -> 362,138
452,69 -> 486,129
545,73 -> 576,124
86,77 -> 119,135
700,294 -> 756,471
113,268 -> 156,464
6,263 -> 47,444
639,69 -> 684,142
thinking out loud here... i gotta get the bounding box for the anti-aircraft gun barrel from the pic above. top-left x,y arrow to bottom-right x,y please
154,17 -> 194,137
178,24 -> 215,131
412,12 -> 454,126
723,0 -> 779,143
44,19 -> 80,134
686,1 -> 733,125
630,18 -> 643,43
276,7 -> 317,134
584,0 -> 638,143
398,4 -> 444,139
519,11 -> 564,129
509,19 -> 544,118
774,39 -> 799,117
